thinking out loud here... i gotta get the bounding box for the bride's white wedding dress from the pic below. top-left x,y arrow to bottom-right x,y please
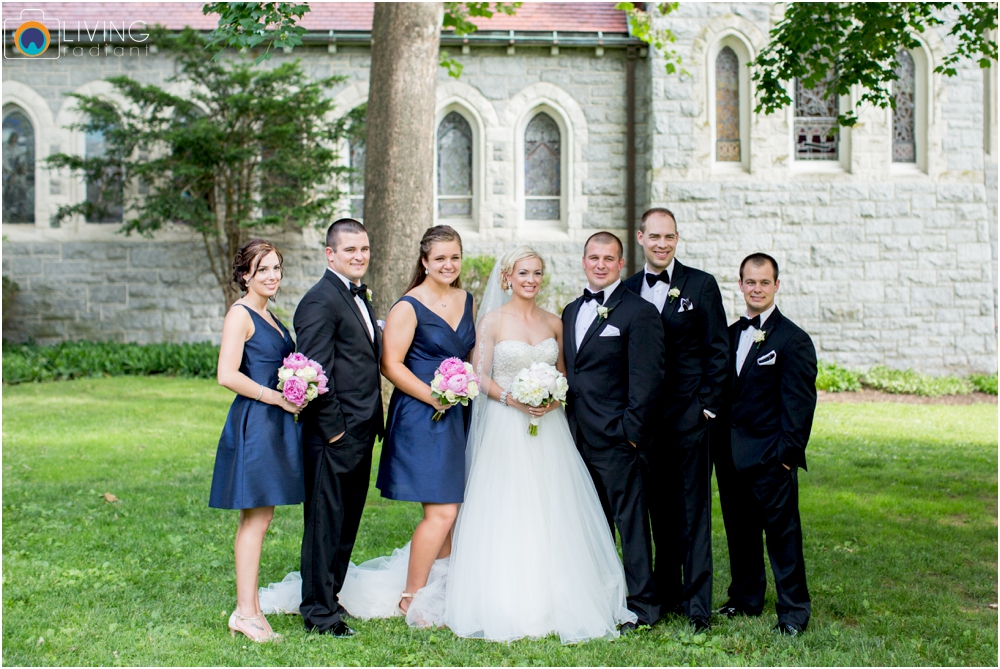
259,338 -> 635,643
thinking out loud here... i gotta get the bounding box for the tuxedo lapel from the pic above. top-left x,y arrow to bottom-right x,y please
578,283 -> 626,356
363,294 -> 381,356
735,308 -> 785,396
327,272 -> 377,355
661,261 -> 688,322
564,298 -> 581,365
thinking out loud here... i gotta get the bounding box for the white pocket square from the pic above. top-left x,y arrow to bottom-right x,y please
757,350 -> 777,366
600,324 -> 621,337
678,297 -> 693,312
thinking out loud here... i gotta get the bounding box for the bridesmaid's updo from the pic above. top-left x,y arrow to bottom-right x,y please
231,238 -> 284,297
405,225 -> 463,293
498,245 -> 545,291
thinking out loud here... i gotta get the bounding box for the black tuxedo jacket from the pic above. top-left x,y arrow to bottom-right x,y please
718,307 -> 817,471
623,261 -> 729,433
562,282 -> 665,449
293,271 -> 384,443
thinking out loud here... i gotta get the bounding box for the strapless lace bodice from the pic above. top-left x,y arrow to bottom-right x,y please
490,338 -> 559,389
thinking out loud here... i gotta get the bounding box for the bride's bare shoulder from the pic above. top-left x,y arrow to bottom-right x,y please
540,308 -> 563,333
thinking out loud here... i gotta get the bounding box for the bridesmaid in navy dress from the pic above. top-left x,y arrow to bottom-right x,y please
379,225 -> 476,615
210,239 -> 305,643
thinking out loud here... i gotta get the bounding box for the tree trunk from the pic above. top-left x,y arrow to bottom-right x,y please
364,2 -> 442,317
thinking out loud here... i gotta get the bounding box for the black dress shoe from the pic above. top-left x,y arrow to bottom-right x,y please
689,616 -> 711,632
716,603 -> 757,619
319,620 -> 356,638
619,621 -> 638,635
772,622 -> 801,637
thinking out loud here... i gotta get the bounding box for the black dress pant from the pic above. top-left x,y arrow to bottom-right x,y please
645,420 -> 713,619
299,426 -> 375,632
714,450 -> 811,630
577,429 -> 659,626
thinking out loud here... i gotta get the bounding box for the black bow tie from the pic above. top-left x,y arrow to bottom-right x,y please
350,283 -> 368,299
645,270 -> 670,288
737,315 -> 761,331
582,289 -> 605,305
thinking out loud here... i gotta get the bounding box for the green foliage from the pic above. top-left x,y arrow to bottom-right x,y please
3,380 -> 997,665
441,2 -> 522,78
752,2 -> 998,127
203,2 -> 311,64
2,341 -> 219,384
968,372 -> 999,395
861,365 -> 974,397
461,254 -> 496,309
46,29 -> 349,305
616,2 -> 685,75
815,361 -> 863,392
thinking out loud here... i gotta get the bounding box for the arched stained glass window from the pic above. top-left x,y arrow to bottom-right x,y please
437,111 -> 473,218
524,112 -> 561,220
893,49 -> 916,163
349,138 -> 366,219
716,46 -> 740,162
85,129 -> 123,223
2,106 -> 35,223
794,71 -> 839,160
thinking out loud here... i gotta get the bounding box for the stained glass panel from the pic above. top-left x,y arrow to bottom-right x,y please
525,112 -> 560,220
349,138 -> 365,219
2,107 -> 35,223
794,72 -> 839,160
85,129 -> 123,223
716,46 -> 740,162
892,49 -> 916,163
437,111 -> 473,218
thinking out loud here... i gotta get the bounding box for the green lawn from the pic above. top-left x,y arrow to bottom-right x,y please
2,378 -> 997,666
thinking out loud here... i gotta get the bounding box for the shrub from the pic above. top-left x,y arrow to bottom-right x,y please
2,341 -> 219,385
461,254 -> 496,310
968,373 -> 998,395
816,361 -> 862,392
861,366 -> 973,397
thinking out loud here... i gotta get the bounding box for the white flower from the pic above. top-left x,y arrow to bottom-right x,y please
596,305 -> 610,320
431,373 -> 445,392
444,389 -> 458,403
466,381 -> 479,398
366,288 -> 373,302
552,375 -> 569,402
463,361 -> 475,374
668,287 -> 681,302
753,330 -> 767,344
277,367 -> 294,382
295,366 -> 317,382
305,384 -> 319,402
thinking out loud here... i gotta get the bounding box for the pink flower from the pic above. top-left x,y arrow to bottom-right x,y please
445,373 -> 468,394
282,375 -> 308,406
315,373 -> 329,394
438,357 -> 466,379
308,359 -> 324,375
282,352 -> 310,371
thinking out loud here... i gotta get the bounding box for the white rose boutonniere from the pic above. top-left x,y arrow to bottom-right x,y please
753,329 -> 767,349
366,288 -> 373,302
668,287 -> 681,303
596,305 -> 611,322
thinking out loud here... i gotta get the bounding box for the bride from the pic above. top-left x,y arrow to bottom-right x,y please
260,246 -> 636,643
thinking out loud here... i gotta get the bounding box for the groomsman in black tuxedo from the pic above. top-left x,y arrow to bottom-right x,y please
623,208 -> 728,631
712,253 -> 817,636
563,231 -> 666,630
294,219 -> 384,637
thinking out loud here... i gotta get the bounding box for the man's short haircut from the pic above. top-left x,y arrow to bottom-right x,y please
639,207 -> 677,234
739,252 -> 779,281
584,231 -> 624,259
326,218 -> 367,251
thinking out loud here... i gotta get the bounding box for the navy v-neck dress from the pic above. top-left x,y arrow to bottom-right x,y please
377,293 -> 476,504
209,305 -> 305,510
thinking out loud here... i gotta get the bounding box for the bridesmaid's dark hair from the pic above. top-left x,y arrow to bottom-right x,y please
232,238 -> 283,300
404,225 -> 463,294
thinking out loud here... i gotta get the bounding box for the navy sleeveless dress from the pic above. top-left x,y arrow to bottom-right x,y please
377,293 -> 476,504
209,305 -> 304,510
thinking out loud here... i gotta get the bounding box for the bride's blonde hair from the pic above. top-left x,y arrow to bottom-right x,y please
498,245 -> 546,291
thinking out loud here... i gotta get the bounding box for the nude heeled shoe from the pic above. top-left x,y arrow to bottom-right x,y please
397,592 -> 415,616
228,609 -> 281,642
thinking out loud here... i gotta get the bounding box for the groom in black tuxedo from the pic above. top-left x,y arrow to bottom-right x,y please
294,219 -> 384,637
623,208 -> 728,631
563,231 -> 665,629
712,253 -> 817,636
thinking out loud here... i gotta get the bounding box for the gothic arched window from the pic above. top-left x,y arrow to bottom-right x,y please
349,137 -> 365,219
2,106 -> 35,223
524,112 -> 561,220
893,49 -> 917,163
436,111 -> 473,218
794,72 -> 839,160
85,129 -> 123,223
715,46 -> 740,162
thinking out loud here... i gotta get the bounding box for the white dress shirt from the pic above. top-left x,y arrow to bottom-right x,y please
328,267 -> 374,341
575,278 -> 621,351
735,303 -> 776,376
638,259 -> 676,313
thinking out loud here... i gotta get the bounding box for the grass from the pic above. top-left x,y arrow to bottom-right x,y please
2,377 -> 997,666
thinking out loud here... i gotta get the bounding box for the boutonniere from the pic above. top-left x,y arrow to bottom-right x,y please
596,305 -> 611,322
668,287 -> 681,303
753,329 -> 767,349
366,288 -> 373,302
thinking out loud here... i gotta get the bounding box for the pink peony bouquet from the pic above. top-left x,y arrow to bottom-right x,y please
277,353 -> 329,418
429,357 -> 480,421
